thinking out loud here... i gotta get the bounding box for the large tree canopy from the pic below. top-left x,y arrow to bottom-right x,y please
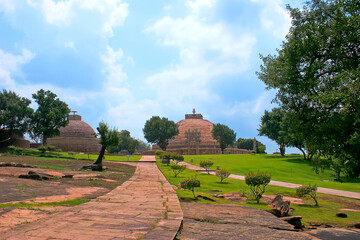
143,116 -> 179,151
237,138 -> 266,153
93,122 -> 121,170
108,130 -> 139,155
31,89 -> 70,146
212,123 -> 236,154
257,0 -> 360,177
0,90 -> 33,140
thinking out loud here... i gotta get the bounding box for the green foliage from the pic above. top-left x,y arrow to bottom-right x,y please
0,89 -> 33,137
170,163 -> 186,177
296,184 -> 318,206
172,153 -> 184,163
30,89 -> 70,146
236,138 -> 266,153
136,139 -> 151,154
216,169 -> 230,183
7,145 -> 23,155
155,150 -> 165,157
180,176 -> 200,199
212,123 -> 236,153
143,116 -> 179,151
245,170 -> 271,203
200,160 -> 214,174
38,146 -> 47,154
108,130 -> 139,155
94,122 -> 122,167
257,0 -> 360,177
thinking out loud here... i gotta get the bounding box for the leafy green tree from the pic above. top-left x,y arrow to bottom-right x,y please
91,122 -> 121,171
216,169 -> 231,183
0,90 -> 33,142
257,0 -> 360,177
143,116 -> 179,151
31,89 -> 70,146
108,130 -> 139,155
180,176 -> 200,199
212,123 -> 236,154
136,139 -> 151,153
170,164 -> 186,177
258,108 -> 287,156
245,170 -> 271,204
296,184 -> 318,206
237,138 -> 266,153
200,160 -> 214,174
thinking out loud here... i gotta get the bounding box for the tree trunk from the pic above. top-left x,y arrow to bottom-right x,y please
296,147 -> 306,160
42,135 -> 48,146
279,144 -> 285,156
95,146 -> 106,166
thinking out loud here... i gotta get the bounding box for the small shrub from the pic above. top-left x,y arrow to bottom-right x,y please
46,145 -> 57,152
38,146 -> 47,154
180,176 -> 200,199
296,184 -> 318,206
200,160 -> 214,174
170,164 -> 186,177
172,153 -> 184,164
245,170 -> 271,203
68,152 -> 76,158
7,145 -> 23,155
216,169 -> 231,183
155,150 -> 165,157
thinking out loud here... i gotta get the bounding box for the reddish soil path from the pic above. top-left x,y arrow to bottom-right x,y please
181,162 -> 360,200
2,156 -> 182,240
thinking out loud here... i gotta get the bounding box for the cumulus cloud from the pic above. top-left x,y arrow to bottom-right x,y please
251,0 -> 291,38
145,0 -> 256,113
40,0 -> 129,36
0,49 -> 35,90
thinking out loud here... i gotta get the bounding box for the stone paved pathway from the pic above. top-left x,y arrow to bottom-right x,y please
180,162 -> 360,200
2,156 -> 182,240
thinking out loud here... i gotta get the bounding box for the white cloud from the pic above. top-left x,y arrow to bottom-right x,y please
0,49 -> 35,90
41,0 -> 128,36
64,41 -> 75,49
252,0 -> 291,38
101,45 -> 127,89
42,0 -> 73,26
186,0 -> 216,15
0,0 -> 15,12
145,1 -> 256,111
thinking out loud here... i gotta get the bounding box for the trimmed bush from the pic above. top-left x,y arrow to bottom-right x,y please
38,146 -> 47,154
7,145 -> 23,155
180,176 -> 200,199
245,170 -> 271,203
170,164 -> 186,177
296,184 -> 318,206
155,150 -> 165,157
216,169 -> 231,183
200,160 -> 214,174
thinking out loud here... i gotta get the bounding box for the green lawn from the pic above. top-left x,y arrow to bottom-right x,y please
4,148 -> 142,162
183,154 -> 360,193
157,159 -> 360,227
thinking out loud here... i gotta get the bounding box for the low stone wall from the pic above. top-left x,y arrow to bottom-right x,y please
47,137 -> 101,154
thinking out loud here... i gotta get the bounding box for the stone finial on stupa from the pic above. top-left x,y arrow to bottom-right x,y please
185,108 -> 203,119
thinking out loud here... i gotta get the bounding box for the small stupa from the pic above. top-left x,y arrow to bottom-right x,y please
152,109 -> 251,155
47,111 -> 101,153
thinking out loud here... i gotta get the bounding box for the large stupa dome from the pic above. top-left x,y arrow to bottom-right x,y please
152,110 -> 251,155
47,113 -> 101,154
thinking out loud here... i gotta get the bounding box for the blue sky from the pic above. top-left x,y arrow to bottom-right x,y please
0,0 -> 304,153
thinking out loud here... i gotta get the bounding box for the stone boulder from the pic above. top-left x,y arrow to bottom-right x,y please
19,171 -> 55,180
268,194 -> 292,217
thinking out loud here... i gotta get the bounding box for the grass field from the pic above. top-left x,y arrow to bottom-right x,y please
157,159 -> 360,227
183,154 -> 360,193
2,148 -> 142,162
